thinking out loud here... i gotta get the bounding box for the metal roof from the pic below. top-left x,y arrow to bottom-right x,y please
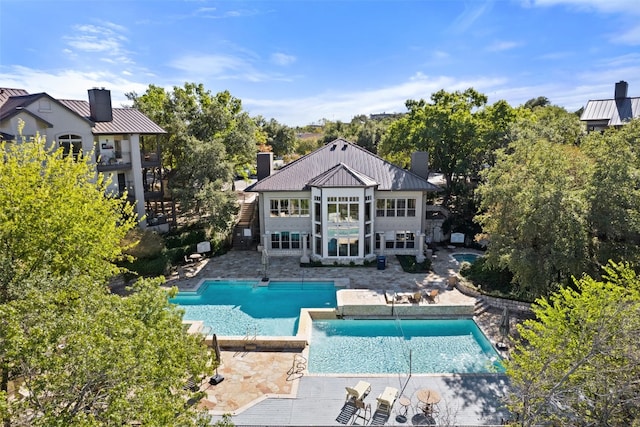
0,93 -> 56,125
0,88 -> 165,135
0,88 -> 29,107
59,100 -> 166,134
308,163 -> 378,188
248,139 -> 439,192
580,97 -> 640,126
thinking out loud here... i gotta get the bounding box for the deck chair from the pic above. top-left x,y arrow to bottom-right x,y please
351,398 -> 372,424
409,291 -> 422,303
376,386 -> 398,414
345,380 -> 371,402
426,289 -> 439,303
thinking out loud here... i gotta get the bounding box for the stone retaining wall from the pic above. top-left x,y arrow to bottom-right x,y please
456,280 -> 533,314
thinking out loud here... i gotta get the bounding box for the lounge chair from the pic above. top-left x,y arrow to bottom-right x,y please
376,386 -> 398,414
409,291 -> 422,303
345,380 -> 371,402
352,398 -> 372,424
426,289 -> 439,303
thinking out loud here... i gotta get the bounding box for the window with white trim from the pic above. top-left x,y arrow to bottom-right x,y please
58,134 -> 83,160
271,231 -> 302,250
270,198 -> 310,217
375,198 -> 417,217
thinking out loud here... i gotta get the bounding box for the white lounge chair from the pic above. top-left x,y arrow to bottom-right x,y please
345,380 -> 371,402
376,386 -> 399,414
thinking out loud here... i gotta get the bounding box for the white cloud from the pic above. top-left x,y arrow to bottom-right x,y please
450,1 -> 494,34
526,0 -> 640,15
615,24 -> 640,45
487,41 -> 522,52
270,52 -> 296,66
63,22 -> 133,63
0,66 -> 146,107
243,74 -> 507,126
169,53 -> 294,83
486,41 -> 522,52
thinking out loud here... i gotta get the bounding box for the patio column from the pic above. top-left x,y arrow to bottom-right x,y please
378,232 -> 385,255
300,233 -> 310,263
416,232 -> 426,263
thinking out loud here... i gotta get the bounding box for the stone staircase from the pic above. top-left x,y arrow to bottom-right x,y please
474,297 -> 491,317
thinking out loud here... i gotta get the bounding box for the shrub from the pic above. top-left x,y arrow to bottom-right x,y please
396,255 -> 431,273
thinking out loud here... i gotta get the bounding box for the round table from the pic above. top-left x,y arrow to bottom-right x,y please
417,389 -> 441,405
416,389 -> 441,416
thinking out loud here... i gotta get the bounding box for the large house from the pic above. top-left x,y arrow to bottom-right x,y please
247,139 -> 441,264
0,87 -> 168,229
581,81 -> 640,132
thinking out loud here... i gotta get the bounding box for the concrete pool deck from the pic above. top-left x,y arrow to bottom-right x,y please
166,248 -> 517,425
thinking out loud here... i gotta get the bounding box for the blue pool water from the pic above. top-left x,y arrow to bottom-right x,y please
451,253 -> 481,264
170,280 -> 338,336
308,319 -> 503,374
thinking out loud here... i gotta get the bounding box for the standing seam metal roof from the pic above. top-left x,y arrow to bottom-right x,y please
0,88 -> 165,135
59,100 -> 166,134
580,98 -> 640,126
248,139 -> 438,192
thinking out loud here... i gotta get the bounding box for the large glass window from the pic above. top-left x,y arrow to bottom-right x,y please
376,198 -> 417,217
386,199 -> 396,217
58,134 -> 82,160
270,231 -> 300,250
270,198 -> 310,217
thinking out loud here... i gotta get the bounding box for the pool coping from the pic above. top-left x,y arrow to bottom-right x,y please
178,275 -> 505,417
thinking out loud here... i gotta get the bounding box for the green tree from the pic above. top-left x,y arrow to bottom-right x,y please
379,88 -> 492,202
523,96 -> 550,110
582,119 -> 640,267
169,136 -> 238,230
0,132 -> 213,426
508,105 -> 583,146
128,83 -> 256,229
255,117 -> 297,158
2,277 -> 213,426
0,134 -> 137,305
505,262 -> 640,427
476,138 -> 591,296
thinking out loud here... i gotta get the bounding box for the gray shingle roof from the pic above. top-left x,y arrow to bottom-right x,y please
248,139 -> 438,192
580,97 -> 640,126
60,99 -> 166,134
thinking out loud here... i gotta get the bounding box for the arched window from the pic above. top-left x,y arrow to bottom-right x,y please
58,134 -> 83,160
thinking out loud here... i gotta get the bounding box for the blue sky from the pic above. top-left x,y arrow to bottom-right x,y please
1,0 -> 639,126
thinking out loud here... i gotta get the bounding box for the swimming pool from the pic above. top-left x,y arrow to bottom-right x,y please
451,253 -> 481,264
170,280 -> 338,336
308,318 -> 503,374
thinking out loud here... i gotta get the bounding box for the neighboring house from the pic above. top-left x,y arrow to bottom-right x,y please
247,139 -> 441,264
0,87 -> 168,229
580,81 -> 640,132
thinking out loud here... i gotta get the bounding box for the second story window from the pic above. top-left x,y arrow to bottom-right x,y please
58,134 -> 82,160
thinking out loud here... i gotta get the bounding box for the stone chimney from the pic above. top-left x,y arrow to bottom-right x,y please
410,151 -> 429,180
615,81 -> 628,100
256,152 -> 273,181
88,88 -> 113,122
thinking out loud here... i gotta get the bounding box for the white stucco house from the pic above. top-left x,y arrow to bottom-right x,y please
0,87 -> 168,229
247,139 -> 442,264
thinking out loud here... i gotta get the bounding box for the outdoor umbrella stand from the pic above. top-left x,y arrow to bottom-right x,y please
209,334 -> 225,385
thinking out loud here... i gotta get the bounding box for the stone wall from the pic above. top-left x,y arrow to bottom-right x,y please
456,280 -> 533,314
